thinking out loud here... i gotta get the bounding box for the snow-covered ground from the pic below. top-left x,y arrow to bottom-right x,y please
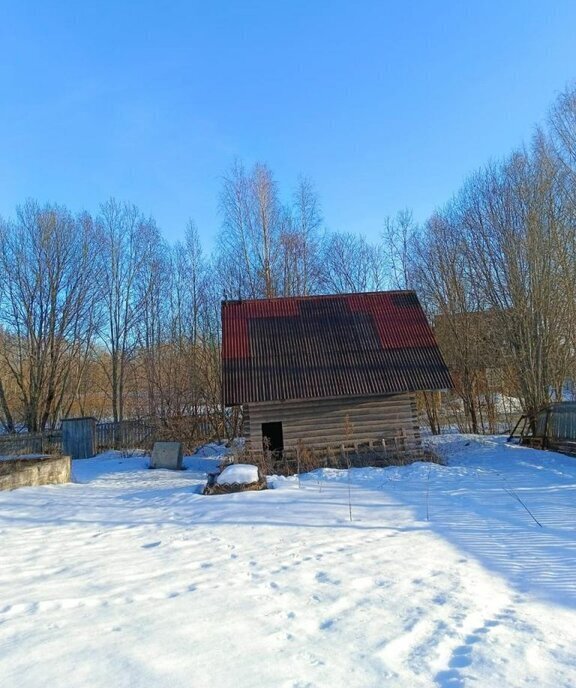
2,436 -> 576,687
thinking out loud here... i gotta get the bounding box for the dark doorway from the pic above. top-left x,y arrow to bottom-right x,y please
262,422 -> 284,453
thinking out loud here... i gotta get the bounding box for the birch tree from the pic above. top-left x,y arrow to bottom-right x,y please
219,161 -> 283,298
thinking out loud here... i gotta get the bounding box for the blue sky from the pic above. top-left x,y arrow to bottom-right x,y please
1,1 -> 575,249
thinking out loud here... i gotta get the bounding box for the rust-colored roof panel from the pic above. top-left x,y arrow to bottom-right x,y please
221,291 -> 453,405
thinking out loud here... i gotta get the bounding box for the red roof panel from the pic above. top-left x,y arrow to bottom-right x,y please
221,291 -> 452,405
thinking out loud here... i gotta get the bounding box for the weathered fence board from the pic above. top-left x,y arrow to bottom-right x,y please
0,431 -> 63,456
95,420 -> 157,451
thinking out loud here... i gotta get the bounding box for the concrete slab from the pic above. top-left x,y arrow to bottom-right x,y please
150,442 -> 183,470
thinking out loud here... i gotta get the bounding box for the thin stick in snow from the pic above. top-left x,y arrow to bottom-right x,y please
297,445 -> 301,490
474,466 -> 543,528
426,463 -> 432,522
347,466 -> 353,522
504,486 -> 543,528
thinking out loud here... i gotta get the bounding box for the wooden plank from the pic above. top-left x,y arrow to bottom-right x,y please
248,395 -> 416,416
250,399 -> 416,418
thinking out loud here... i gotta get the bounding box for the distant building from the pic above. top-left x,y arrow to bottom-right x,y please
221,291 -> 452,458
433,309 -> 517,433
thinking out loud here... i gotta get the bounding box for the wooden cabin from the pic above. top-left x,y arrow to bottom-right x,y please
221,291 -> 452,459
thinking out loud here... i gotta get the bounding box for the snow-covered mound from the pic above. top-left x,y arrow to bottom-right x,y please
216,463 -> 259,485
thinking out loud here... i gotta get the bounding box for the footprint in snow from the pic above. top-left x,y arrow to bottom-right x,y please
437,611 -> 507,687
495,607 -> 515,621
435,668 -> 464,687
315,571 -> 339,584
449,646 -> 473,669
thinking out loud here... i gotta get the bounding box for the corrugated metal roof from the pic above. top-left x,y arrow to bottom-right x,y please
221,291 -> 453,406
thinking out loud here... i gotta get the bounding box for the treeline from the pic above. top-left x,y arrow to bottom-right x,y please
0,170 -> 389,438
1,85 -> 575,438
0,200 -> 221,437
405,85 -> 576,432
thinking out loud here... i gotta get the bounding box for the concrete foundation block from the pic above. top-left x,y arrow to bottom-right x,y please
0,455 -> 71,491
150,442 -> 183,470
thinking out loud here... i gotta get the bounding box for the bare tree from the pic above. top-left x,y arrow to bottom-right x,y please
219,161 -> 283,299
95,199 -> 159,428
280,177 -> 323,296
319,232 -> 386,293
459,145 -> 567,416
0,201 -> 98,431
0,328 -> 17,432
381,209 -> 419,290
412,209 -> 491,433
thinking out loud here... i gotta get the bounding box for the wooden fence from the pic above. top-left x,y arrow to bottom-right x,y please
0,419 -> 159,456
95,420 -> 158,451
235,436 -> 433,476
0,430 -> 63,456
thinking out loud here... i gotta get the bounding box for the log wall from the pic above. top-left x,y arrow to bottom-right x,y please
244,393 -> 419,452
